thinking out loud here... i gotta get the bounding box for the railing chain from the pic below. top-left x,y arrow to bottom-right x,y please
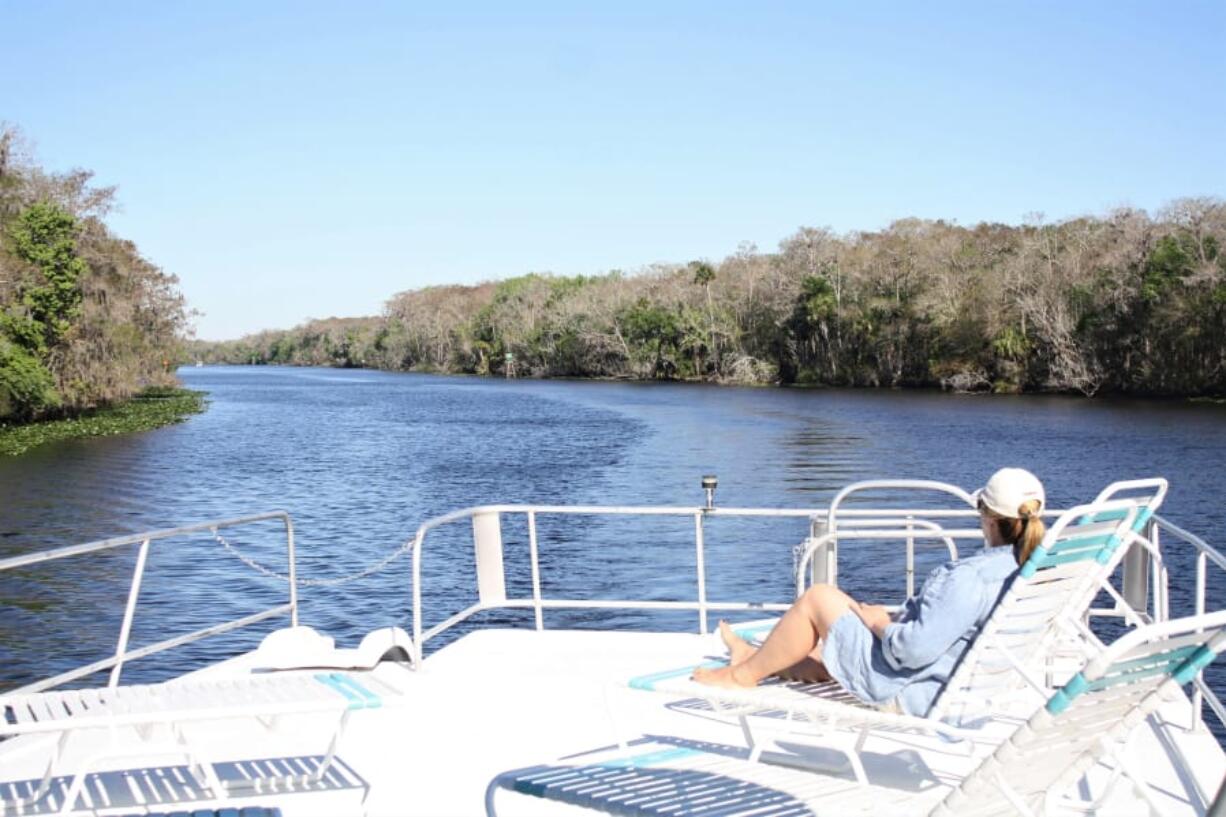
212,528 -> 411,587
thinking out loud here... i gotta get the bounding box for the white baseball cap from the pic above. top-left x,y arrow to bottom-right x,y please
975,468 -> 1045,518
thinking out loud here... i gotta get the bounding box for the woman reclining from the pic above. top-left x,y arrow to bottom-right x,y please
694,467 -> 1046,717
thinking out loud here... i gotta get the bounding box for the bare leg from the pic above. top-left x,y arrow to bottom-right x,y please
717,620 -> 832,683
694,584 -> 855,688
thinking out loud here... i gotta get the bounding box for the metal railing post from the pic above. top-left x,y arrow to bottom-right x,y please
412,529 -> 425,669
1156,525 -> 1169,622
284,514 -> 299,627
528,511 -> 543,631
109,537 -> 151,688
472,511 -> 507,605
809,516 -> 830,590
905,516 -> 916,598
827,531 -> 838,588
1194,550 -> 1207,727
694,512 -> 708,635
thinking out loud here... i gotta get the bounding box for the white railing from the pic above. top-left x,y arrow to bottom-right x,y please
408,503 -> 821,665
405,480 -> 1226,736
6,478 -> 1223,736
1147,515 -> 1226,731
408,481 -> 1011,665
806,479 -> 979,593
0,511 -> 298,695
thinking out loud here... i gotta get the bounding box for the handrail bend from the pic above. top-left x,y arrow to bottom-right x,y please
1,510 -> 297,694
1149,514 -> 1226,731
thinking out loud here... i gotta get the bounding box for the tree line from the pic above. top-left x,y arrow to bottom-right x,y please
195,197 -> 1226,397
0,127 -> 189,421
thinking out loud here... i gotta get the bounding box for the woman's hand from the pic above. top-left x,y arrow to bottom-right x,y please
853,602 -> 892,639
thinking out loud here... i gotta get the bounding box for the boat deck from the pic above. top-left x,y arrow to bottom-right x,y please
4,626 -> 1222,816
6,483 -> 1226,815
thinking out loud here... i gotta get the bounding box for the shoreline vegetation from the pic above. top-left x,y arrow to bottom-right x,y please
1,126 -> 192,447
0,387 -> 205,456
194,198 -> 1226,399
3,123 -> 1225,462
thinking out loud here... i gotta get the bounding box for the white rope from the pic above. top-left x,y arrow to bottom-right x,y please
211,528 -> 412,587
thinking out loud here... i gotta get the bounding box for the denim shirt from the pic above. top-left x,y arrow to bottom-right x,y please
882,546 -> 1018,716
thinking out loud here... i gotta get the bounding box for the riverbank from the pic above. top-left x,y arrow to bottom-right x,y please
190,200 -> 1226,399
0,387 -> 207,456
191,361 -> 1226,403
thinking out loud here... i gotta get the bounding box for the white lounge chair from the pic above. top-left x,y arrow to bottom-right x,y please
932,609 -> 1226,816
934,477 -> 1167,723
0,667 -> 402,815
486,610 -> 1226,817
622,481 -> 1168,783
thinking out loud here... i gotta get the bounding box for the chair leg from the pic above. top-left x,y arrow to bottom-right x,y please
484,777 -> 503,817
846,742 -> 869,787
1112,745 -> 1169,816
990,770 -> 1040,817
56,731 -> 119,817
848,725 -> 871,787
314,708 -> 354,783
173,722 -> 226,798
736,713 -> 763,762
1,730 -> 70,812
1080,760 -> 1126,812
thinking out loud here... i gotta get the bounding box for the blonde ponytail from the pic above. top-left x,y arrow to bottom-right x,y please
1013,499 -> 1046,566
987,498 -> 1046,566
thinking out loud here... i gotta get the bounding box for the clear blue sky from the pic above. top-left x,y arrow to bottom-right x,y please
3,2 -> 1224,340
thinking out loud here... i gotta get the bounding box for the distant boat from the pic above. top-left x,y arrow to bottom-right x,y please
195,360 -> 203,367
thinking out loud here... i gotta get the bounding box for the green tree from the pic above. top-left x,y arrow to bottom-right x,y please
0,337 -> 58,419
1142,235 -> 1193,304
0,203 -> 86,419
620,298 -> 681,378
8,202 -> 86,350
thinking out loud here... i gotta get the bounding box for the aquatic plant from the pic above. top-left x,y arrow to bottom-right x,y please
0,388 -> 205,456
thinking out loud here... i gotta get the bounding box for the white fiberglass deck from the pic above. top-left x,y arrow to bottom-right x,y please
2,625 -> 1221,816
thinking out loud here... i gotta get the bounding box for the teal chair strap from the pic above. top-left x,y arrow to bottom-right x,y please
1046,641 -> 1219,714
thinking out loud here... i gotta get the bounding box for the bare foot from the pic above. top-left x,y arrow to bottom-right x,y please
718,620 -> 757,664
692,663 -> 757,689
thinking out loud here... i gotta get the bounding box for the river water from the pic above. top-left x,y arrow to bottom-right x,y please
2,366 -> 1225,736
